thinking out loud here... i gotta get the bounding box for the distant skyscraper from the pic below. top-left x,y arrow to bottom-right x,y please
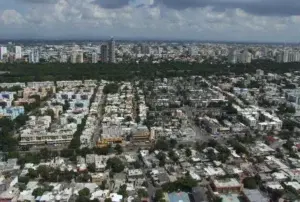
108,37 -> 116,63
91,52 -> 98,63
188,47 -> 198,56
141,44 -> 150,54
283,50 -> 289,63
76,52 -> 84,63
0,46 -> 7,60
239,50 -> 252,63
228,49 -> 237,64
101,44 -> 109,63
14,46 -> 22,59
295,52 -> 300,62
60,53 -> 68,63
71,51 -> 77,63
29,49 -> 40,63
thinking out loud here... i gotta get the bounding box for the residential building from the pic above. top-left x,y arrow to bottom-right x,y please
14,46 -> 22,59
101,44 -> 109,63
109,37 -> 116,63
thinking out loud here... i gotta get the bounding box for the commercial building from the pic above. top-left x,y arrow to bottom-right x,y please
210,178 -> 243,193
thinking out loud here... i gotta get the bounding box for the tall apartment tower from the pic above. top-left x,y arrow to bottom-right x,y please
71,51 -> 77,63
0,46 -> 8,60
108,37 -> 116,63
29,49 -> 40,63
91,52 -> 98,63
101,44 -> 109,63
14,46 -> 22,59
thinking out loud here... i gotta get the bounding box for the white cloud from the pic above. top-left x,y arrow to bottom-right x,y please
0,10 -> 25,25
1,0 -> 300,41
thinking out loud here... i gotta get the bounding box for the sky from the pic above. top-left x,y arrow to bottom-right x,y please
1,0 -> 300,42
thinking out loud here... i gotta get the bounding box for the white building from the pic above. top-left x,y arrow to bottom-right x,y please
0,46 -> 7,60
14,46 -> 22,59
92,52 -> 98,63
29,49 -> 40,63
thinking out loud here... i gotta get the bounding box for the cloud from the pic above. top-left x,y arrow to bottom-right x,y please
0,10 -> 25,25
19,0 -> 58,3
93,0 -> 131,9
1,0 -> 300,41
155,0 -> 300,16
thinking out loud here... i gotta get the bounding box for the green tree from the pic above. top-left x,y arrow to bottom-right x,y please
114,144 -> 123,154
103,83 -> 119,94
32,187 -> 45,197
155,139 -> 169,151
154,189 -> 164,202
185,148 -> 192,157
107,157 -> 125,173
78,188 -> 90,197
118,184 -> 128,198
104,198 -> 112,202
27,168 -> 38,179
137,189 -> 149,198
243,177 -> 257,189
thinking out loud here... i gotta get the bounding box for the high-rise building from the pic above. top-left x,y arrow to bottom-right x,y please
0,46 -> 8,60
60,53 -> 68,63
14,46 -> 22,59
29,49 -> 40,63
295,52 -> 300,62
141,44 -> 150,54
108,37 -> 116,63
91,52 -> 98,63
288,52 -> 295,62
76,52 -> 84,63
239,50 -> 252,63
228,49 -> 237,64
283,50 -> 289,63
71,51 -> 77,63
101,44 -> 109,63
188,47 -> 198,56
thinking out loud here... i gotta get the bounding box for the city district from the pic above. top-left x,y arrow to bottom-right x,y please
1,70 -> 300,202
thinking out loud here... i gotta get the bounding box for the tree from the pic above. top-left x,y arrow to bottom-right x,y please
155,139 -> 169,151
154,189 -> 164,202
87,164 -> 96,173
45,109 -> 55,120
114,144 -> 123,154
103,83 -> 119,94
107,157 -> 125,173
63,100 -> 70,111
169,139 -> 177,148
118,184 -> 128,198
40,148 -> 50,161
104,198 -> 112,202
27,168 -> 38,179
14,114 -> 29,128
137,189 -> 149,198
157,152 -> 166,161
18,176 -> 30,184
243,177 -> 257,189
32,187 -> 45,197
185,148 -> 192,157
100,180 -> 107,190
78,188 -> 90,197
133,161 -> 142,169
124,116 -> 132,122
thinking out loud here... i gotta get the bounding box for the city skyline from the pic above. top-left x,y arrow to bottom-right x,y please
1,0 -> 300,42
